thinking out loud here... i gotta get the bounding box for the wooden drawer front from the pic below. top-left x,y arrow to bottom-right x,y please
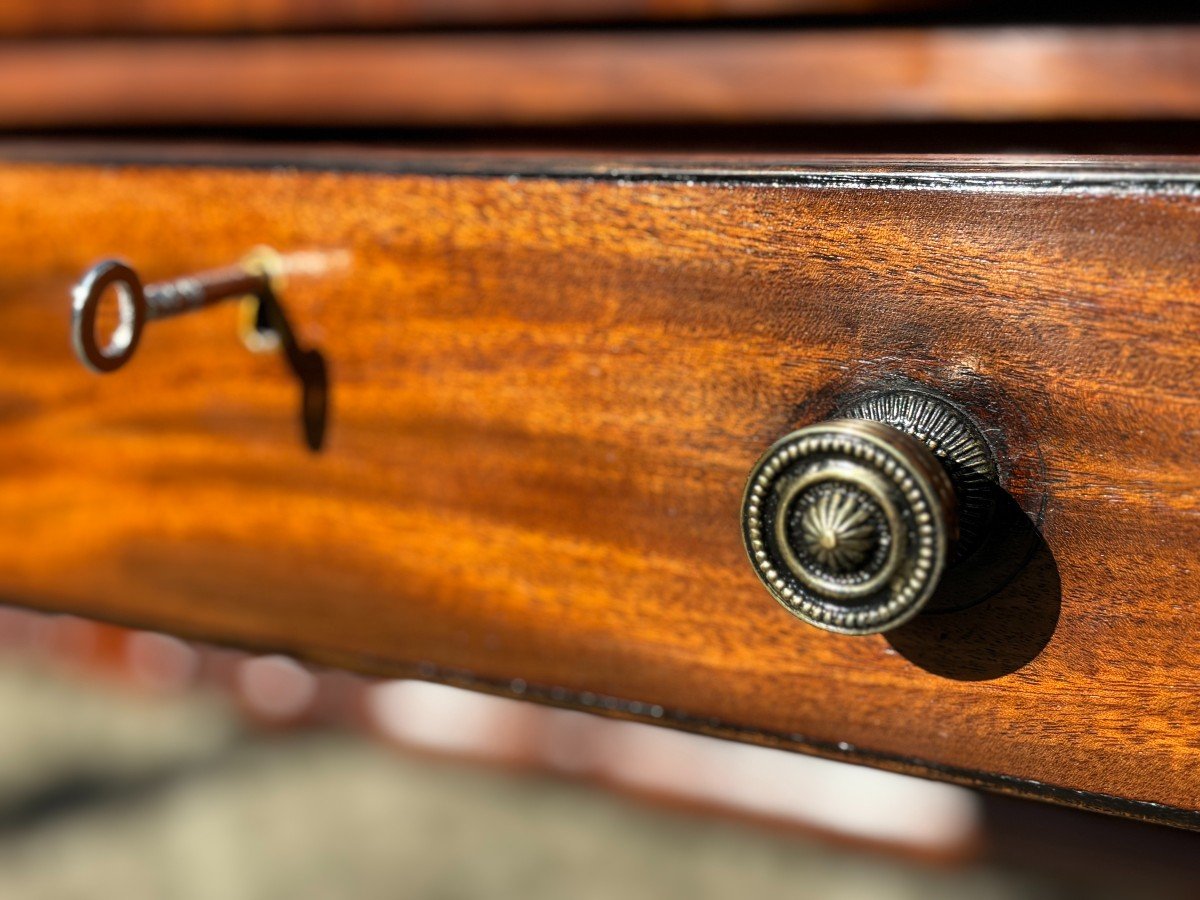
0,150 -> 1197,826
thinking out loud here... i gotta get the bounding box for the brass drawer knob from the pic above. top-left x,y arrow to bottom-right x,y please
742,391 -> 993,635
70,249 -> 328,452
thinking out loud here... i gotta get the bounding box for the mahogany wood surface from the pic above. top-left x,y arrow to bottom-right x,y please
0,0 -> 957,35
0,147 -> 1197,826
3,28 -> 1200,127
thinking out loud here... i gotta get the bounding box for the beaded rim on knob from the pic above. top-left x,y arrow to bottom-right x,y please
741,418 -> 958,635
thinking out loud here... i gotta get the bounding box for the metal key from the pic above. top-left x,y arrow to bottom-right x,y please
71,249 -> 328,451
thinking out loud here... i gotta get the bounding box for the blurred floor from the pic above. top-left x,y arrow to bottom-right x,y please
0,657 -> 1159,900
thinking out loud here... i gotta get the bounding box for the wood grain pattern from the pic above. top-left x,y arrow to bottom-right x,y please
3,28 -> 1200,127
0,0 -> 957,35
0,148 -> 1197,826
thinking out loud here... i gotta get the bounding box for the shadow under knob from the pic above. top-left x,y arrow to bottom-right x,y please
742,418 -> 958,635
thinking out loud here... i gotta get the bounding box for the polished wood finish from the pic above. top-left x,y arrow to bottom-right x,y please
0,149 -> 1197,827
4,28 -> 1200,127
0,0 -> 957,35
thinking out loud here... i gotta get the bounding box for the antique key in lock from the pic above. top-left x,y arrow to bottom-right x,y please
70,249 -> 328,451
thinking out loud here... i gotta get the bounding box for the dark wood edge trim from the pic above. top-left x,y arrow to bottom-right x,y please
341,656 -> 1200,833
7,595 -> 1197,831
2,142 -> 1200,196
